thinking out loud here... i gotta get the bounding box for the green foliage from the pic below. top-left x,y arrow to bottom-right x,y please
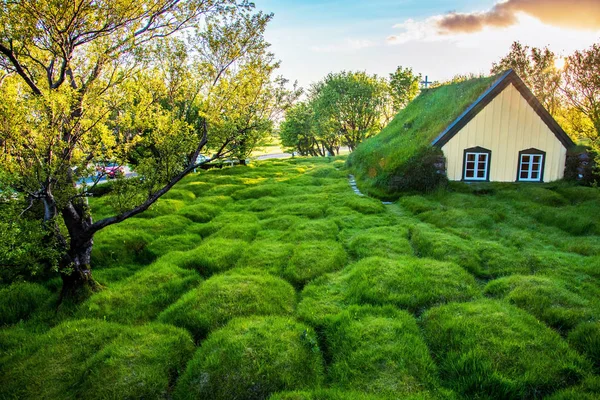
174,316 -> 325,400
421,299 -> 591,398
0,320 -> 194,400
325,305 -> 439,397
0,282 -> 51,325
158,268 -> 295,340
284,241 -> 347,287
568,322 -> 600,371
389,66 -> 421,111
484,275 -> 594,331
348,74 -> 498,197
81,262 -> 201,324
345,257 -> 479,313
167,237 -> 249,276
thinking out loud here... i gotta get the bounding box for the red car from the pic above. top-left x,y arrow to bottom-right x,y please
96,162 -> 124,179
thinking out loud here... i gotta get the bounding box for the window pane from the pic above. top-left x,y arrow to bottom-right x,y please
467,154 -> 475,162
478,162 -> 487,170
522,155 -> 530,163
531,172 -> 539,180
532,155 -> 542,163
467,162 -> 475,170
520,171 -> 528,179
532,163 -> 540,172
477,170 -> 485,178
466,170 -> 474,178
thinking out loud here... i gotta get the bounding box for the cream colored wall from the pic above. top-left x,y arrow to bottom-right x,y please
441,83 -> 568,182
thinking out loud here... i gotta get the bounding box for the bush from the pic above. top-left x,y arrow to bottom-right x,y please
568,322 -> 600,371
484,275 -> 593,331
421,299 -> 591,398
346,226 -> 413,259
146,233 -> 201,258
284,241 -> 347,287
237,241 -> 294,274
174,316 -> 325,400
168,237 -> 249,276
0,282 -> 51,325
158,269 -> 296,340
177,203 -> 222,223
325,305 -> 439,397
345,257 -> 480,313
0,320 -> 194,400
81,261 -> 201,324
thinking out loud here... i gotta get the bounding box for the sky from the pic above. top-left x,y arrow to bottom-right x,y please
256,0 -> 600,89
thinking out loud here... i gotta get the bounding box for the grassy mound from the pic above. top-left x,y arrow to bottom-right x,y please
546,376 -> 600,400
286,219 -> 339,243
168,237 -> 249,276
421,299 -> 590,398
345,257 -> 480,313
325,305 -> 439,397
0,282 -> 51,325
348,74 -> 498,197
484,275 -> 593,331
297,272 -> 350,329
174,316 -> 324,400
237,241 -> 294,274
146,233 -> 201,258
283,241 -> 347,287
81,261 -> 201,323
345,225 -> 413,259
568,322 -> 600,371
177,203 -> 222,223
269,390 -> 388,400
0,320 -> 194,399
158,269 -> 296,340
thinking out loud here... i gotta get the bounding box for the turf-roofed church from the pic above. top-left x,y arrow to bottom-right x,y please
349,70 -> 575,196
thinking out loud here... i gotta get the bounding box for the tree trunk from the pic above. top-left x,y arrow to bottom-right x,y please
239,158 -> 247,166
59,236 -> 99,301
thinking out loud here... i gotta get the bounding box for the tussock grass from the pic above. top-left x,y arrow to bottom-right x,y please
135,198 -> 187,218
284,241 -> 347,287
345,256 -> 480,313
421,299 -> 591,398
167,237 -> 248,276
269,389 -> 387,400
146,233 -> 201,258
286,219 -> 340,243
162,188 -> 196,203
297,272 -> 350,329
345,226 -> 413,259
0,282 -> 51,325
546,375 -> 600,400
0,320 -> 194,400
325,305 -> 439,397
177,203 -> 222,223
174,316 -> 324,400
237,240 -> 294,274
81,261 -> 201,323
158,268 -> 295,340
484,275 -> 594,331
568,322 -> 600,371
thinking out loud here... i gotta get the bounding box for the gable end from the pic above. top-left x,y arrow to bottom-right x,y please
431,70 -> 575,150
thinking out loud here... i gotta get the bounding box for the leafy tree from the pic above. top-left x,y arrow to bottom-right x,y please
492,41 -> 562,115
311,71 -> 388,151
562,43 -> 600,152
0,1 -> 273,298
280,101 -> 330,157
388,66 -> 420,113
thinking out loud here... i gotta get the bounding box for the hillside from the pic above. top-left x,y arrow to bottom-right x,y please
348,75 -> 500,197
1,157 -> 600,399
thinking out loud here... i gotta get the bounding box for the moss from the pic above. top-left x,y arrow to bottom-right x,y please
325,305 -> 439,397
0,282 -> 51,325
421,299 -> 591,398
284,241 -> 347,287
174,316 -> 325,400
158,269 -> 296,340
167,237 -> 249,276
0,320 -> 194,400
345,256 -> 480,313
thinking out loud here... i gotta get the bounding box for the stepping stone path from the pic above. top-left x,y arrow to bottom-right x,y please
348,174 -> 394,205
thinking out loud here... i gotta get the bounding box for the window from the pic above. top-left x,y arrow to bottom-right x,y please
518,149 -> 545,182
463,147 -> 491,181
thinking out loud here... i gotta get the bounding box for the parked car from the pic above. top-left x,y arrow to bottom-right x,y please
96,162 -> 124,179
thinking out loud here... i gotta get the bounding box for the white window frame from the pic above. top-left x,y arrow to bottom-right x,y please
464,152 -> 489,181
518,153 -> 544,182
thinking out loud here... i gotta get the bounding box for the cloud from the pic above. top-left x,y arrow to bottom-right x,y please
437,0 -> 600,34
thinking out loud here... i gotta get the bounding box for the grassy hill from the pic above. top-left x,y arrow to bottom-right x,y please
1,157 -> 600,399
348,75 -> 499,197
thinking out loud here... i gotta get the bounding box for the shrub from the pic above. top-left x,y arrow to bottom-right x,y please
177,203 -> 222,223
0,320 -> 194,400
237,241 -> 294,274
345,257 -> 480,313
284,241 -> 347,287
158,269 -> 296,340
146,233 -> 201,259
346,226 -> 413,259
168,237 -> 249,276
568,322 -> 600,371
325,305 -> 439,397
174,316 -> 325,400
0,282 -> 51,325
484,275 -> 593,331
81,261 -> 201,323
421,299 -> 591,398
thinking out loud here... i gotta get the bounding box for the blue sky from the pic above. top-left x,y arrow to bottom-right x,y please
256,0 -> 600,88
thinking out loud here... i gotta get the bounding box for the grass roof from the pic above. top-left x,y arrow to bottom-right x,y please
348,74 -> 501,197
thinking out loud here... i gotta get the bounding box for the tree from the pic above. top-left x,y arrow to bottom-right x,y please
492,41 -> 562,115
280,101 -> 329,157
0,1 -> 273,298
388,66 -> 420,114
311,71 -> 388,151
561,43 -> 600,152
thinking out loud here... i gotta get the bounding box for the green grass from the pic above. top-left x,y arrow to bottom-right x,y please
0,282 -> 51,325
174,316 -> 325,400
421,299 -> 591,398
166,237 -> 249,276
568,322 -> 600,371
284,241 -> 348,287
158,268 -> 296,340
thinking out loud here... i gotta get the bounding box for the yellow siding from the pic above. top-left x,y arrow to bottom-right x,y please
441,83 -> 568,182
